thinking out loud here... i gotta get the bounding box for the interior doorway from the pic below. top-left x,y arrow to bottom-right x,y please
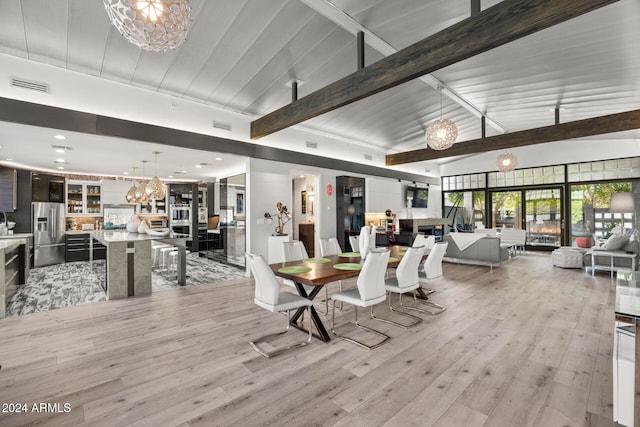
292,173 -> 319,257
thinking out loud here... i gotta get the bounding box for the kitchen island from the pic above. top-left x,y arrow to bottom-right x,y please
0,235 -> 31,318
90,230 -> 188,300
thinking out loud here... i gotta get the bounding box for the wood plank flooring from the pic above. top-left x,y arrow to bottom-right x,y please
0,252 -> 617,426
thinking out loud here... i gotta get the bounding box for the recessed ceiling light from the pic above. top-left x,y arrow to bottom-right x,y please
215,157 -> 222,161
195,164 -> 202,169
52,145 -> 72,153
123,172 -> 129,175
168,175 -> 174,178
300,175 -> 305,178
54,134 -> 66,140
57,166 -> 65,170
5,158 -> 13,161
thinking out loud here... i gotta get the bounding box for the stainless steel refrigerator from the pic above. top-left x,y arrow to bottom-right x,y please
32,202 -> 66,267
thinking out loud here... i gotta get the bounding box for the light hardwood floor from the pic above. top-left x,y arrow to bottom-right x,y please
0,252 -> 617,426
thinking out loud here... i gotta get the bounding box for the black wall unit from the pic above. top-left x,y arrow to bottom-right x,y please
335,176 -> 365,252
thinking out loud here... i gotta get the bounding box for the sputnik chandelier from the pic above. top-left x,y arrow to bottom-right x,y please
426,86 -> 458,150
103,0 -> 192,53
496,152 -> 518,172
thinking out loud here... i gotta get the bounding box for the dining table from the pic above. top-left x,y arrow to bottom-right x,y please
270,245 -> 429,342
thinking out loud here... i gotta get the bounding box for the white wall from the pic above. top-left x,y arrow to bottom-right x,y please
101,179 -> 135,205
247,158 -> 443,259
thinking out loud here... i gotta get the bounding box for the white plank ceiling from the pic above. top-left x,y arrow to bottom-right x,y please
0,0 -> 639,179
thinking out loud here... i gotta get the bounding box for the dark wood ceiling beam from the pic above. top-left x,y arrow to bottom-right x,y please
250,0 -> 618,140
385,109 -> 640,165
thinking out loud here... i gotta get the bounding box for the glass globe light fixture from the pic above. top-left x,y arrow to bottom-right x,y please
426,86 -> 458,150
103,0 -> 192,53
496,152 -> 518,172
426,118 -> 458,150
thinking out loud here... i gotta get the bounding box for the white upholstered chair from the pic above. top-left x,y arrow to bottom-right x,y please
359,226 -> 372,259
319,237 -> 342,257
416,241 -> 448,315
377,245 -> 425,329
282,240 -> 327,314
329,250 -> 391,350
413,234 -> 436,294
246,253 -> 313,358
349,235 -> 359,253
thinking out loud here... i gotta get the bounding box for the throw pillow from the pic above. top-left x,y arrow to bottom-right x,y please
602,234 -> 629,251
623,239 -> 639,254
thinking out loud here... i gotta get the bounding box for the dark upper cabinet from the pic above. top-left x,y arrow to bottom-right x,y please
32,172 -> 64,203
0,166 -> 17,211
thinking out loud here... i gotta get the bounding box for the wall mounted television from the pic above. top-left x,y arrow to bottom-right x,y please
407,185 -> 429,208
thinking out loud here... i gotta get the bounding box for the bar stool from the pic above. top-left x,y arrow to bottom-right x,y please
152,242 -> 171,269
168,249 -> 191,277
159,246 -> 176,271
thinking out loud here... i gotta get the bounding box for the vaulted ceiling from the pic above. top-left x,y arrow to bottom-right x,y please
0,0 -> 639,180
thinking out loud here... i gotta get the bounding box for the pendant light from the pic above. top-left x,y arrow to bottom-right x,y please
496,152 -> 518,172
135,160 -> 149,202
146,151 -> 165,200
103,0 -> 192,53
426,85 -> 458,150
126,166 -> 139,203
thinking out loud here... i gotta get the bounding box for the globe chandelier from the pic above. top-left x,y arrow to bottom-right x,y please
426,86 -> 458,150
146,151 -> 166,200
496,152 -> 518,172
103,0 -> 192,53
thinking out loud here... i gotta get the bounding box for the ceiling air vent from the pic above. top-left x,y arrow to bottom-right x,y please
10,76 -> 49,93
364,154 -> 373,161
306,141 -> 318,149
212,121 -> 232,131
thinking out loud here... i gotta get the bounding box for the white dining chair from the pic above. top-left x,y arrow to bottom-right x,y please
413,234 -> 436,294
359,226 -> 371,259
319,237 -> 342,257
415,241 -> 448,315
319,237 -> 344,310
349,235 -> 359,253
329,250 -> 391,350
245,253 -> 313,358
376,245 -> 425,329
282,240 -> 326,314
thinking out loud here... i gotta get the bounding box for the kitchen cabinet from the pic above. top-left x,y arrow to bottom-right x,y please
299,223 -> 315,257
66,181 -> 102,215
65,233 -> 106,262
32,172 -> 65,203
0,166 -> 17,211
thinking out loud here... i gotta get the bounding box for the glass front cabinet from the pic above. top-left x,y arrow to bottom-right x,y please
66,180 -> 102,215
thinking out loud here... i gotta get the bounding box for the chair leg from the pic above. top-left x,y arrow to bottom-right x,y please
400,291 -> 446,316
249,307 -> 313,358
331,301 -> 390,350
369,292 -> 422,329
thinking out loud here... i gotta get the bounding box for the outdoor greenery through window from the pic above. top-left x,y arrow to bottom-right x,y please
571,182 -> 634,243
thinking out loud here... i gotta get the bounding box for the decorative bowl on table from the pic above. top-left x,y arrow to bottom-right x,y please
145,227 -> 171,237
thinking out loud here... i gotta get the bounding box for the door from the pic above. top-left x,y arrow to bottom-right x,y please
491,191 -> 522,230
524,188 -> 562,248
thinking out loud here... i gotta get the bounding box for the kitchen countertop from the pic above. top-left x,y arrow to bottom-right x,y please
0,239 -> 23,250
0,233 -> 32,240
91,230 -> 189,244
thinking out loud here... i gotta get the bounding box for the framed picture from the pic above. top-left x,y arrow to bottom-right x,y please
219,206 -> 234,224
301,190 -> 307,214
236,192 -> 244,216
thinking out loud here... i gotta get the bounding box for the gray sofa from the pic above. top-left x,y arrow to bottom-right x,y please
443,235 -> 510,268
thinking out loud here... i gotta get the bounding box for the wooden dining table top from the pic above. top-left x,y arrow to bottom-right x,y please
270,245 -> 411,287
